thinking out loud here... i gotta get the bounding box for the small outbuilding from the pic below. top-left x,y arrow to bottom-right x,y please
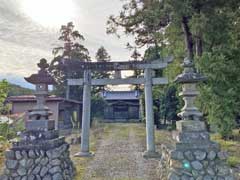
100,91 -> 141,122
7,95 -> 82,129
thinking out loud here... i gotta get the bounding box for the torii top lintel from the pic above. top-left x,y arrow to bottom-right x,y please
60,57 -> 173,71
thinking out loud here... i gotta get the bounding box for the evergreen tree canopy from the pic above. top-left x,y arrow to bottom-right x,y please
95,46 -> 111,62
107,0 -> 240,138
92,46 -> 112,93
49,22 -> 91,100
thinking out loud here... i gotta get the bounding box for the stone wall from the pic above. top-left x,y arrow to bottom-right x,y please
159,139 -> 235,180
0,135 -> 75,180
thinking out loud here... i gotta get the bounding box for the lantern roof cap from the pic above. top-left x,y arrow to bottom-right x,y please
24,58 -> 56,85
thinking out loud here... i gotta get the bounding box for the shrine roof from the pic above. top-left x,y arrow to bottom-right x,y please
7,95 -> 81,104
100,91 -> 140,100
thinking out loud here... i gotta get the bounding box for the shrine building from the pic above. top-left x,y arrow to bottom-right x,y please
100,91 -> 141,122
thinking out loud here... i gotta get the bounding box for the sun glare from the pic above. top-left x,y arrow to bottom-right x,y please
22,0 -> 75,27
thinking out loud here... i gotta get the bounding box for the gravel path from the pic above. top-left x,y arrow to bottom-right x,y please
83,124 -> 160,180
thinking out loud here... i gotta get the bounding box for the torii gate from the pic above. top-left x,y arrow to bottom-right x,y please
63,58 -> 173,158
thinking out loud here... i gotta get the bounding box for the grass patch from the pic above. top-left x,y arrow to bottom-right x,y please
70,124 -> 104,180
211,129 -> 240,168
0,139 -> 10,173
103,123 -> 132,140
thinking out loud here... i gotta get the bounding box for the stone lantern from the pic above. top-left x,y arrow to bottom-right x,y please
24,58 -> 55,131
159,58 -> 235,180
175,57 -> 206,121
174,57 -> 207,139
1,59 -> 75,180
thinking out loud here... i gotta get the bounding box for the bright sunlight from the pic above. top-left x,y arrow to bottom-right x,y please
21,0 -> 75,27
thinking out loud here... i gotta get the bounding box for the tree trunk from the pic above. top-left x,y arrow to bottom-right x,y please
196,35 -> 203,57
164,113 -> 167,125
182,16 -> 194,60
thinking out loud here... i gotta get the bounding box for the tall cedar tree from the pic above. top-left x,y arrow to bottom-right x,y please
92,46 -> 111,93
129,47 -> 142,90
49,22 -> 90,100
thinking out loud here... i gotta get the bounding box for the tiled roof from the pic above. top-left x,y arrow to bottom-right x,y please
7,95 -> 81,104
100,91 -> 140,100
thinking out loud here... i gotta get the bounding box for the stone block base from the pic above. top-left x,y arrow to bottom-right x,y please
0,138 -> 75,180
159,143 -> 236,180
25,120 -> 55,131
74,151 -> 94,157
143,151 -> 161,159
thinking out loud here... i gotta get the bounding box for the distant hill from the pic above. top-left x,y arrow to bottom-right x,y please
8,83 -> 34,96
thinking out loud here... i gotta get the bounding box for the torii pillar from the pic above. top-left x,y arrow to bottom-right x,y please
143,68 -> 160,158
74,70 -> 93,157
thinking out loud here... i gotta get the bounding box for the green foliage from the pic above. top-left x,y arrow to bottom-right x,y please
157,84 -> 180,126
227,156 -> 240,168
162,85 -> 180,121
0,136 -> 6,142
0,122 -> 9,138
107,0 -> 240,138
195,4 -> 240,138
212,131 -> 240,168
0,115 -> 25,140
52,22 -> 90,60
92,46 -> 112,94
144,45 -> 161,61
95,46 -> 111,62
197,46 -> 240,138
107,0 -> 168,48
0,80 -> 9,114
91,95 -> 107,120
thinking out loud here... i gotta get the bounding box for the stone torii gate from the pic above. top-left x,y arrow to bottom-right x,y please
63,58 -> 172,158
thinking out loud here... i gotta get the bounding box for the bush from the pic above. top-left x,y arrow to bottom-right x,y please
0,114 -> 25,140
227,156 -> 240,167
91,95 -> 107,119
0,122 -> 9,138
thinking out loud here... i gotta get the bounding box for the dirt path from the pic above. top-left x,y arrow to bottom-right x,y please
83,123 -> 160,180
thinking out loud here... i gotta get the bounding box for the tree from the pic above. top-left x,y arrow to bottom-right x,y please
92,46 -> 111,93
52,22 -> 90,61
49,22 -> 90,100
95,46 -> 111,63
90,46 -> 111,121
160,85 -> 180,125
130,47 -> 142,61
0,80 -> 9,114
197,40 -> 240,139
128,47 -> 142,90
107,0 -> 240,138
107,0 -> 169,48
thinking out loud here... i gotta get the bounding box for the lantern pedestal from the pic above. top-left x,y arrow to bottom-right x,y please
25,120 -> 55,131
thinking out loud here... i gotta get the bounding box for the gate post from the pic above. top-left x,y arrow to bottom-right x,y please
75,70 -> 93,157
143,68 -> 160,158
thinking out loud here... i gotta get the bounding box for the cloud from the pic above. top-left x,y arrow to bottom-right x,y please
0,0 -> 135,88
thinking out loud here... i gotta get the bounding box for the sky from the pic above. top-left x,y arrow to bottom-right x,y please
0,0 -> 135,89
